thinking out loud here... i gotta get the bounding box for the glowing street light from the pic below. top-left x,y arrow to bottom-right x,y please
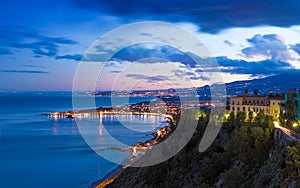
224,113 -> 230,119
292,122 -> 298,128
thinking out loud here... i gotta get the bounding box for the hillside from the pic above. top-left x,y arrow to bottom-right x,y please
225,72 -> 300,96
101,112 -> 300,188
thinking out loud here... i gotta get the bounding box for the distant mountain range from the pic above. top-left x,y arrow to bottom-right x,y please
94,72 -> 300,99
224,72 -> 300,96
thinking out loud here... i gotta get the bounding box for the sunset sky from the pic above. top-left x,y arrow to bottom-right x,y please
1,0 -> 300,91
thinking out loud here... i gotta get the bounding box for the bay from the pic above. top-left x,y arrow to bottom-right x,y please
0,92 -> 165,187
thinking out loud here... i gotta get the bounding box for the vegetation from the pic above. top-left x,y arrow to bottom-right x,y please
283,91 -> 300,132
106,110 -> 300,188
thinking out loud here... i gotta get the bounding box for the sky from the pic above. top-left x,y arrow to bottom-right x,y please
1,0 -> 300,91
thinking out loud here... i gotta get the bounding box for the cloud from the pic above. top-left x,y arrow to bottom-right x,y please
0,26 -> 77,58
111,43 -> 197,67
55,54 -> 82,61
72,0 -> 300,33
0,70 -> 49,74
290,43 -> 300,55
213,56 -> 294,75
242,34 -> 291,61
106,42 -> 296,77
140,33 -> 153,37
126,73 -> 170,83
21,64 -> 46,69
0,48 -> 12,55
224,40 -> 234,47
109,70 -> 122,73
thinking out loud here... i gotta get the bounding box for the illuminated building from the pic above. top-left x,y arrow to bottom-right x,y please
229,92 -> 284,119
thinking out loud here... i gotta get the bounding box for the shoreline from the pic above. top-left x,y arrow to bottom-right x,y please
89,165 -> 123,188
41,100 -> 177,121
90,123 -> 174,188
42,102 -> 176,188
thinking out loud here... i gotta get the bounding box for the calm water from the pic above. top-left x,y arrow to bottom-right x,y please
0,92 -> 164,187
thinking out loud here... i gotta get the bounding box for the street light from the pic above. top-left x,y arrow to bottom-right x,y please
224,113 -> 230,119
292,122 -> 298,128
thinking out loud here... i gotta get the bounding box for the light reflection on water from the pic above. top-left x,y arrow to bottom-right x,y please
0,94 -> 166,188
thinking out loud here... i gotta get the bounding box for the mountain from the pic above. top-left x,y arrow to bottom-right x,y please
225,72 -> 300,96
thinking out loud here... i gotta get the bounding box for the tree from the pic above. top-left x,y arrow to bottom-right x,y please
265,128 -> 271,141
220,168 -> 244,188
248,111 -> 254,122
250,127 -> 266,149
285,95 -> 298,120
225,126 -> 251,163
255,110 -> 265,125
286,144 -> 300,175
235,111 -> 246,126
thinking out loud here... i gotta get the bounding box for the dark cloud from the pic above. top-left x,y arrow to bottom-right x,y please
224,40 -> 234,47
109,70 -> 122,74
213,56 -> 294,75
290,43 -> 300,55
55,54 -> 82,61
0,27 -> 77,58
242,34 -> 290,61
185,71 -> 210,80
72,0 -> 300,33
0,70 -> 49,74
111,43 -> 197,67
110,43 -> 296,76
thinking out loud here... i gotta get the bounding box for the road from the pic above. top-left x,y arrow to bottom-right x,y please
273,121 -> 300,142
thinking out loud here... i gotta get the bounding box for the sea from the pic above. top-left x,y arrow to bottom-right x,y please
0,92 -> 167,187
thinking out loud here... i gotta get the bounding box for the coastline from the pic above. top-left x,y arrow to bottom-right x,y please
42,102 -> 176,188
89,165 -> 124,188
90,122 -> 174,188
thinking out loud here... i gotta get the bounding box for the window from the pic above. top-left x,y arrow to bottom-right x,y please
232,107 -> 235,111
237,101 -> 240,105
243,107 -> 245,111
232,101 -> 234,105
237,107 -> 240,111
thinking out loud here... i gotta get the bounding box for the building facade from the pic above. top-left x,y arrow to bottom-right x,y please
230,95 -> 284,119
